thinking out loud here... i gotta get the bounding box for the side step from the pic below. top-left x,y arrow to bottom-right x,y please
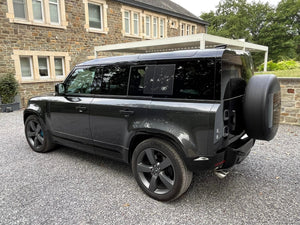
214,168 -> 229,179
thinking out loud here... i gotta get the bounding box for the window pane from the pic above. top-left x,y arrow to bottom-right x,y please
133,13 -> 139,35
65,67 -> 96,94
124,11 -> 130,34
50,0 -> 59,24
32,0 -> 43,21
146,16 -> 150,36
88,3 -> 102,29
13,0 -> 26,19
94,66 -> 130,95
160,19 -> 164,38
172,60 -> 215,100
54,58 -> 64,76
152,65 -> 175,96
20,57 -> 32,78
153,17 -> 157,37
38,57 -> 49,77
128,66 -> 154,96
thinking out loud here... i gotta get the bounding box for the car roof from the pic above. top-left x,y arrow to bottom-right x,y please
77,49 -> 242,67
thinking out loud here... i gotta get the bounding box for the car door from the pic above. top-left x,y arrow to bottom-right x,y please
90,65 -> 151,161
48,66 -> 97,151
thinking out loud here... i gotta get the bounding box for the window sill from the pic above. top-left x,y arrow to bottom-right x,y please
20,78 -> 65,84
87,28 -> 108,34
11,19 -> 67,29
124,34 -> 143,39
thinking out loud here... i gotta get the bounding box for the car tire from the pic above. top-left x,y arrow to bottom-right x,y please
25,115 -> 55,153
132,138 -> 193,201
243,74 -> 281,141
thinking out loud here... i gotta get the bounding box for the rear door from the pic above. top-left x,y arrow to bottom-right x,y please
90,65 -> 151,161
48,67 -> 97,150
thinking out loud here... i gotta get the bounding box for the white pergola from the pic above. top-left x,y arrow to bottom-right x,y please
94,33 -> 269,71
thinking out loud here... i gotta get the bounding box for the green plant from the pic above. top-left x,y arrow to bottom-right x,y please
258,60 -> 300,71
0,74 -> 19,104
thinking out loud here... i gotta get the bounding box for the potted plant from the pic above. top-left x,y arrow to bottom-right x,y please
0,73 -> 20,112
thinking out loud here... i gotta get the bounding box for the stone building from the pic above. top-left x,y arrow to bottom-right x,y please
0,0 -> 208,106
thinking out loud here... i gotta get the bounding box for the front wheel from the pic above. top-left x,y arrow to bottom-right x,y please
25,115 -> 55,153
132,138 -> 192,201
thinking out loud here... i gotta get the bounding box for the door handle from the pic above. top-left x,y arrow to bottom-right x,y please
119,109 -> 134,117
76,106 -> 87,113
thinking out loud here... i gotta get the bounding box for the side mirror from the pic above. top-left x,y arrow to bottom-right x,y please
55,83 -> 65,96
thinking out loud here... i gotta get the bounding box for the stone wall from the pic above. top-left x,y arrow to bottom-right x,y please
279,78 -> 300,126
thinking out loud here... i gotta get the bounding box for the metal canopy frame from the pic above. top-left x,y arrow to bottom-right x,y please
94,33 -> 269,71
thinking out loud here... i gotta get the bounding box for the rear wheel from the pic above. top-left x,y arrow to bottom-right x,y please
132,138 -> 192,201
25,115 -> 55,153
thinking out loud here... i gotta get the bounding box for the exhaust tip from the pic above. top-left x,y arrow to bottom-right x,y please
214,168 -> 229,179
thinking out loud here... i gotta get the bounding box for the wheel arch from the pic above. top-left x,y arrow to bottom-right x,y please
127,131 -> 187,165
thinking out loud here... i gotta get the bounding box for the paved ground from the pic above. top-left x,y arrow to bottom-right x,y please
0,110 -> 299,225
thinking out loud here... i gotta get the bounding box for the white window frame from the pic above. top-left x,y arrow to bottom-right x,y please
6,0 -> 68,29
145,15 -> 151,37
20,56 -> 33,80
160,18 -> 164,38
153,17 -> 158,38
133,12 -> 139,36
187,25 -> 190,36
124,10 -> 130,34
181,23 -> 185,36
49,0 -> 61,25
88,2 -> 103,30
54,57 -> 65,77
12,50 -> 71,83
32,0 -> 44,23
38,57 -> 50,79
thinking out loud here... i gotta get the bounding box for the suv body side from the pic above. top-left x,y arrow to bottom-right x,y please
24,49 -> 254,171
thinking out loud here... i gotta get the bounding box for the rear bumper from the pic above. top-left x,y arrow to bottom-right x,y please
186,137 -> 255,172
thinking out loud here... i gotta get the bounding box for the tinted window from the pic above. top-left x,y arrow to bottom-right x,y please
152,64 -> 175,96
93,65 -> 130,95
65,67 -> 96,94
128,66 -> 153,96
172,59 -> 215,100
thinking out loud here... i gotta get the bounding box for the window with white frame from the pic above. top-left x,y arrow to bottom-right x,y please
88,3 -> 103,30
153,17 -> 158,38
133,13 -> 139,35
38,57 -> 49,78
13,51 -> 70,82
32,0 -> 44,22
186,25 -> 190,35
7,0 -> 67,28
20,57 -> 33,79
54,57 -> 64,77
49,0 -> 60,24
181,23 -> 185,36
160,18 -> 165,38
124,11 -> 130,34
145,15 -> 150,37
192,26 -> 195,34
13,0 -> 26,19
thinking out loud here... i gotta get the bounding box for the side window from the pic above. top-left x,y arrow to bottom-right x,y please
173,60 -> 215,100
93,65 -> 130,95
128,66 -> 154,96
65,67 -> 96,94
128,64 -> 175,97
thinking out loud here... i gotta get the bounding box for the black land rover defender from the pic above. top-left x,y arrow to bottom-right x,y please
24,49 -> 281,201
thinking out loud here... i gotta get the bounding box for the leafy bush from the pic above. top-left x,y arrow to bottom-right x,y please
258,60 -> 300,71
0,74 -> 19,104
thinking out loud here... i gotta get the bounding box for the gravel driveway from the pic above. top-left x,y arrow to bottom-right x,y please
0,110 -> 299,225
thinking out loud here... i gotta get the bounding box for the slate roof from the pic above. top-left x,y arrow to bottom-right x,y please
114,0 -> 209,25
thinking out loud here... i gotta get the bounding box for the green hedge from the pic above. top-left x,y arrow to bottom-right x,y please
258,60 -> 300,71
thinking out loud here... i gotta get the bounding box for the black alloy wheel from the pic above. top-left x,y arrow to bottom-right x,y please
132,138 -> 192,201
25,115 -> 54,153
